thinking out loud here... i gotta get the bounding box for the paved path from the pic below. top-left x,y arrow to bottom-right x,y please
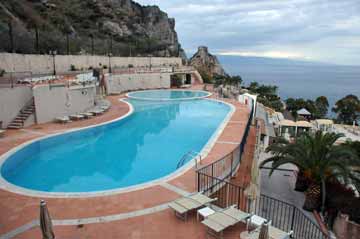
259,152 -> 316,222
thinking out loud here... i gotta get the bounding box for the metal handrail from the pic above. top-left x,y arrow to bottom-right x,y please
196,100 -> 254,180
176,150 -> 202,169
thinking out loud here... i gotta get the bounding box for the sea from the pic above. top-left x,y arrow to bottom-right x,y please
218,55 -> 360,116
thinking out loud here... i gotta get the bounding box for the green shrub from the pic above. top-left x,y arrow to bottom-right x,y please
70,64 -> 77,71
0,69 -> 5,77
171,74 -> 183,88
198,70 -> 212,84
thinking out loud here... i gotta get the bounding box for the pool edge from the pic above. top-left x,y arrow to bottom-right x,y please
0,96 -> 235,198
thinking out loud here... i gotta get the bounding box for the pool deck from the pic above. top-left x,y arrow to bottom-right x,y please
0,88 -> 255,239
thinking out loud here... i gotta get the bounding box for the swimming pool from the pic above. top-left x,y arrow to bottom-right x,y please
0,90 -> 232,194
127,89 -> 211,100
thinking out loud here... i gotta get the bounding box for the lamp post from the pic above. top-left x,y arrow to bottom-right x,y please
90,34 -> 94,55
49,50 -> 57,76
108,53 -> 112,73
149,55 -> 152,70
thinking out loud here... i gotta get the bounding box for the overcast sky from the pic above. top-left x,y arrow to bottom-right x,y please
136,0 -> 360,65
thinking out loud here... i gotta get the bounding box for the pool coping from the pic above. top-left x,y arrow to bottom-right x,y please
0,95 -> 235,198
126,89 -> 212,101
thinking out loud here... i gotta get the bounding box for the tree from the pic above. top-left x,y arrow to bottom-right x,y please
227,75 -> 242,88
248,82 -> 283,112
343,140 -> 360,192
198,69 -> 212,84
332,95 -> 360,125
261,131 -> 360,213
315,96 -> 329,119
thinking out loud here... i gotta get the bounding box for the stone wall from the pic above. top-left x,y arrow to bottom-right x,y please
33,84 -> 96,124
0,86 -> 33,128
0,53 -> 183,75
106,73 -> 171,94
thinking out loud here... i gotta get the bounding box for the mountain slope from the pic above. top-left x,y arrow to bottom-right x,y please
0,0 -> 185,57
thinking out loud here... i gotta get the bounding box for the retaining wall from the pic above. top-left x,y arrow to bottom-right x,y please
33,84 -> 96,124
0,53 -> 183,74
105,73 -> 171,94
0,86 -> 33,128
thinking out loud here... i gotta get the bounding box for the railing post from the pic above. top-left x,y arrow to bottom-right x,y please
230,155 -> 233,177
211,163 -> 214,178
237,186 -> 241,210
197,172 -> 200,192
290,205 -> 296,233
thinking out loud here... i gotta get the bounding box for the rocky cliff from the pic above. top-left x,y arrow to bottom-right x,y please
190,46 -> 226,79
0,0 -> 186,58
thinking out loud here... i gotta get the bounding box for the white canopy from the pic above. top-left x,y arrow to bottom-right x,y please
297,108 -> 311,115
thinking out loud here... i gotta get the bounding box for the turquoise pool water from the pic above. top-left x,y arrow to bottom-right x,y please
1,91 -> 230,193
127,90 -> 210,100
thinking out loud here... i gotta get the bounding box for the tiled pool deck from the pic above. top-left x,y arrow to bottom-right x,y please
0,88 -> 255,239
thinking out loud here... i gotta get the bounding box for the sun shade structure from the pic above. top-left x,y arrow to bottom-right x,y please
40,200 -> 55,239
295,121 -> 312,128
169,193 -> 217,220
279,120 -> 296,127
315,119 -> 334,125
201,205 -> 249,238
297,108 -> 311,116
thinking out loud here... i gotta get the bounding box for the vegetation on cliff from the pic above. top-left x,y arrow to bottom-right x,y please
0,0 -> 185,57
332,95 -> 360,125
190,46 -> 226,82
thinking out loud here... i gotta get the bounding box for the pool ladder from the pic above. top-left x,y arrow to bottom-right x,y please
176,150 -> 202,169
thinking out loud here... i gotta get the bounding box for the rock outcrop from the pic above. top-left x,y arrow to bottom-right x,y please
0,0 -> 186,58
190,46 -> 226,78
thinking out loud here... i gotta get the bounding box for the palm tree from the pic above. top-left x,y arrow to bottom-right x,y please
261,131 -> 360,213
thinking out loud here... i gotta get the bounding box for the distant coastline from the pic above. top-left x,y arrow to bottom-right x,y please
218,55 -> 360,116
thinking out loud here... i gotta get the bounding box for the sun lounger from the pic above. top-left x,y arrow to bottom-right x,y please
101,105 -> 110,111
202,205 -> 250,238
90,109 -> 104,115
69,114 -> 85,121
81,112 -> 94,119
240,225 -> 293,239
55,116 -> 71,124
169,193 -> 217,220
0,129 -> 5,137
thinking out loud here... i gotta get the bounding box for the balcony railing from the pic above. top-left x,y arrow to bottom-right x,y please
194,96 -> 328,238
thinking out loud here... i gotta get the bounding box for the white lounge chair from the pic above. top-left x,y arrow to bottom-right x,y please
81,112 -> 94,119
90,109 -> 104,115
0,129 -> 5,137
169,193 -> 217,220
69,114 -> 85,121
240,223 -> 293,239
202,205 -> 250,239
55,116 -> 71,124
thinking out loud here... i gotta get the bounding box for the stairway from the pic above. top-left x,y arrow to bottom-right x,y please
7,98 -> 35,129
191,72 -> 202,85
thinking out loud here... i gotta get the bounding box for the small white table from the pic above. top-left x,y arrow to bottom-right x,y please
249,215 -> 267,226
197,207 -> 215,221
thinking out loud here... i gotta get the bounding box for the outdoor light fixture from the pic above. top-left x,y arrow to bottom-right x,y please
49,50 -> 57,76
108,53 -> 112,73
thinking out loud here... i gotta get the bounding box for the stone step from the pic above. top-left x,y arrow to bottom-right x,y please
7,122 -> 23,128
22,110 -> 34,114
7,125 -> 22,129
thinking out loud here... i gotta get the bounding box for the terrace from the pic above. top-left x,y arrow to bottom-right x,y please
0,68 -> 329,239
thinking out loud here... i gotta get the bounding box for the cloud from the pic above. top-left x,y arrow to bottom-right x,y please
136,0 -> 360,64
218,51 -> 306,59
